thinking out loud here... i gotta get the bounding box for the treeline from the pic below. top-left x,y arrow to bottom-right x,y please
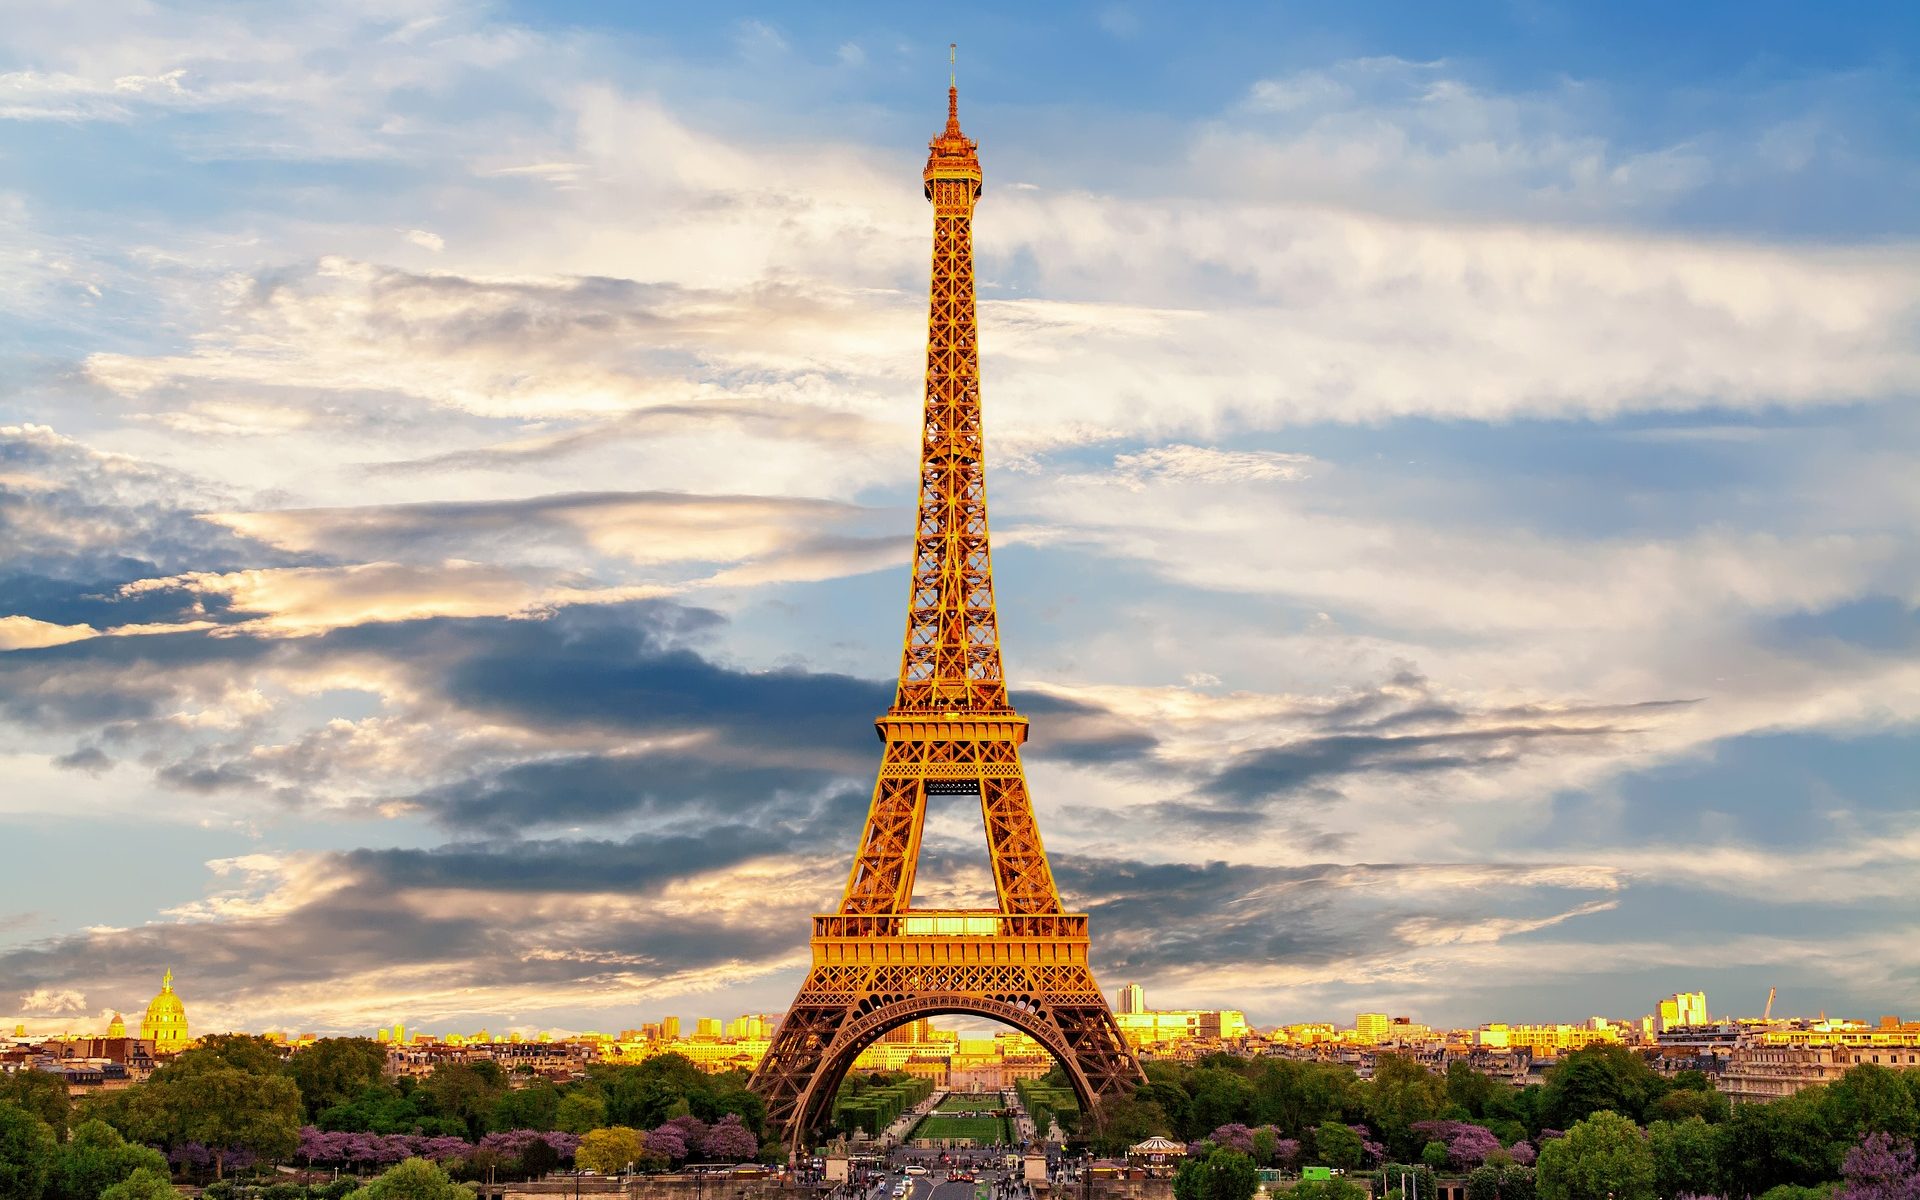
1075,1048 -> 1920,1200
0,1035 -> 777,1198
1015,1078 -> 1079,1137
830,1073 -> 935,1136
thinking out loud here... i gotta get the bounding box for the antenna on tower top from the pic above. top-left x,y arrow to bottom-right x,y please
949,43 -> 957,87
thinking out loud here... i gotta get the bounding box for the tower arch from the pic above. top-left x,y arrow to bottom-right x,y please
788,997 -> 1102,1141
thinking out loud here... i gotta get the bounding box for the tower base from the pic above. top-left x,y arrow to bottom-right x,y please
749,911 -> 1142,1148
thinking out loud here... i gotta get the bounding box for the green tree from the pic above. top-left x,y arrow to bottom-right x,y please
288,1039 -> 388,1121
1648,1117 -> 1719,1199
1188,1070 -> 1257,1140
0,1101 -> 58,1200
1315,1120 -> 1366,1171
1291,1180 -> 1369,1200
1536,1111 -> 1655,1200
1446,1062 -> 1505,1121
1174,1149 -> 1260,1200
1715,1090 -> 1839,1197
1422,1142 -> 1451,1171
1140,1073 -> 1195,1136
489,1081 -> 560,1132
1091,1095 -> 1172,1156
179,1034 -> 285,1077
144,1053 -> 304,1178
0,1070 -> 73,1137
1541,1048 -> 1666,1129
98,1168 -> 184,1200
1824,1065 -> 1919,1141
1498,1165 -> 1537,1200
1250,1060 -> 1358,1136
555,1089 -> 607,1134
423,1063 -> 507,1140
49,1119 -> 170,1200
345,1158 -> 476,1200
1466,1165 -> 1501,1200
1755,1186 -> 1837,1200
576,1126 -> 646,1174
1365,1056 -> 1446,1160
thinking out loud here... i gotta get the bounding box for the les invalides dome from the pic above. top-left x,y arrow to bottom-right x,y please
140,969 -> 190,1054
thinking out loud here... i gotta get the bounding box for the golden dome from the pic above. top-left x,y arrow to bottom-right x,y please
140,969 -> 190,1053
107,1012 -> 126,1038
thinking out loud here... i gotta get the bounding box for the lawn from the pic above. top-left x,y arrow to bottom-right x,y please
910,1113 -> 1013,1143
937,1093 -> 1003,1112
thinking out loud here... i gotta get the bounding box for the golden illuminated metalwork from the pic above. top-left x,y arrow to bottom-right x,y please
748,73 -> 1143,1150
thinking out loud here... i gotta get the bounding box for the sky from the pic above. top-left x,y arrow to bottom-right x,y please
1,0 -> 1917,1039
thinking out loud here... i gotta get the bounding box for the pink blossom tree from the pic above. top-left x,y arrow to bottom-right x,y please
701,1115 -> 760,1162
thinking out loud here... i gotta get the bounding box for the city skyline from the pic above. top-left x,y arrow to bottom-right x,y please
3,1 -> 1919,1040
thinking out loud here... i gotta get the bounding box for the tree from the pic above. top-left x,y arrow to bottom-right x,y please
700,1114 -> 759,1161
1649,1117 -> 1720,1199
98,1168 -> 184,1200
554,1090 -> 606,1135
1091,1095 -> 1172,1156
1366,1057 -> 1447,1161
1252,1060 -> 1360,1137
1212,1124 -> 1257,1155
1536,1111 -> 1655,1200
1188,1070 -> 1257,1140
1292,1180 -> 1370,1200
49,1119 -> 170,1200
0,1070 -> 73,1137
645,1125 -> 689,1162
489,1082 -> 560,1133
0,1102 -> 58,1200
1541,1049 -> 1665,1129
1760,1186 -> 1840,1200
576,1127 -> 646,1174
1647,1089 -> 1731,1126
1498,1165 -> 1538,1200
1466,1165 -> 1501,1200
423,1064 -> 507,1141
1447,1063 -> 1507,1122
289,1040 -> 388,1121
1718,1088 -> 1842,1197
144,1053 -> 305,1178
1316,1120 -> 1367,1171
1829,1069 -> 1920,1143
1174,1149 -> 1260,1200
1423,1142 -> 1452,1171
345,1158 -> 476,1200
1837,1133 -> 1920,1200
180,1035 -> 286,1077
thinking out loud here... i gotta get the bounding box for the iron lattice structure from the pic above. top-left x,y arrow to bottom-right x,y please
747,83 -> 1144,1152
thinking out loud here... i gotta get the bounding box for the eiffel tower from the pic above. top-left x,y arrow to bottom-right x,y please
746,71 -> 1145,1150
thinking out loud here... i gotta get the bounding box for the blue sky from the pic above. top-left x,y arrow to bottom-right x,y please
0,0 -> 1916,1038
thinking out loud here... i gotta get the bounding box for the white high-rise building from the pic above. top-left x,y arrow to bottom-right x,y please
1657,992 -> 1710,1031
1118,982 -> 1145,1014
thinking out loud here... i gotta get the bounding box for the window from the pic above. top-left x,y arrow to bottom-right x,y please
901,915 -> 1000,936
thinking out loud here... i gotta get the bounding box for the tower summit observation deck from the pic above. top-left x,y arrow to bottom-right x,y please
746,58 -> 1144,1151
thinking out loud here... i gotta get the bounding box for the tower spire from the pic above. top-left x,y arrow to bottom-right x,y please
908,61 -> 992,711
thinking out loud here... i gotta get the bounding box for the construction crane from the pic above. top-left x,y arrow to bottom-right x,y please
1764,987 -> 1777,1021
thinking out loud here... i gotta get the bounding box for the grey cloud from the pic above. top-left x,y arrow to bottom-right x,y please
370,400 -> 887,475
1056,855 -> 1618,979
51,746 -> 112,773
0,427 -> 299,585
